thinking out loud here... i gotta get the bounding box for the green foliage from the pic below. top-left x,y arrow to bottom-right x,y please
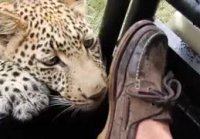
86,0 -> 176,32
0,0 -> 175,30
0,0 -> 9,2
156,0 -> 175,23
87,0 -> 107,32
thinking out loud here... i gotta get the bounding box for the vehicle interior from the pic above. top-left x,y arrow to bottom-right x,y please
0,0 -> 200,139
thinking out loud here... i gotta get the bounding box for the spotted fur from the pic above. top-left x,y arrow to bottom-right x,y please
0,0 -> 107,121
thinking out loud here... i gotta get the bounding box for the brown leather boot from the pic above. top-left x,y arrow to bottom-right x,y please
98,20 -> 181,139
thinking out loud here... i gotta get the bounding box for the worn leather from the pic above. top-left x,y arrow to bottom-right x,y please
105,20 -> 181,139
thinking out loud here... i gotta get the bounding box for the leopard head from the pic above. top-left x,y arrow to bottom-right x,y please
0,0 -> 107,111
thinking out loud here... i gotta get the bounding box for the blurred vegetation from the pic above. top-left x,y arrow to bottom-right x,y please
87,0 -> 107,32
0,0 -> 175,31
87,0 -> 176,31
156,0 -> 175,23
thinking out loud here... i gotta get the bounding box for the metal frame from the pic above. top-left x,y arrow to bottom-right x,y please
100,0 -> 200,71
166,0 -> 200,28
1,0 -> 200,139
156,21 -> 200,138
99,0 -> 130,71
99,0 -> 159,71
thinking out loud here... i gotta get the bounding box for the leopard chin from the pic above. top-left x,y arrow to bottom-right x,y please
50,89 -> 106,112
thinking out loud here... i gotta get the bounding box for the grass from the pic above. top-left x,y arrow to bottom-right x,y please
87,0 -> 107,32
0,0 -> 175,31
156,0 -> 176,23
87,0 -> 176,32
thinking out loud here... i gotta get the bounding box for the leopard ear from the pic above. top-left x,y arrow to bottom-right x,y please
59,0 -> 87,16
0,10 -> 27,35
0,3 -> 28,58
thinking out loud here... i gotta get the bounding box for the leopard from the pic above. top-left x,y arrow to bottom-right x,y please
0,0 -> 107,121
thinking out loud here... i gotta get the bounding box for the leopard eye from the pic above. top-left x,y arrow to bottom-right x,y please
84,38 -> 95,49
42,56 -> 59,66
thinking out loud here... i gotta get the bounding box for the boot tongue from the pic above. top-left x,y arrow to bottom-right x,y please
124,38 -> 177,105
125,33 -> 167,93
140,41 -> 167,92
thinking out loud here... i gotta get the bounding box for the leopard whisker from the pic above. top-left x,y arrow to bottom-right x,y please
50,99 -> 71,105
52,105 -> 75,121
71,108 -> 80,118
48,104 -> 68,108
50,100 -> 71,106
50,96 -> 63,100
49,94 -> 61,97
0,115 -> 7,120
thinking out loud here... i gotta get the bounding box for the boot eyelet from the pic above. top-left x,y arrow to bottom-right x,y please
147,87 -> 152,91
135,84 -> 140,89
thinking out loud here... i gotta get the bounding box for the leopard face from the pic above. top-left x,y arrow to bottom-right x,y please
0,0 -> 107,111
